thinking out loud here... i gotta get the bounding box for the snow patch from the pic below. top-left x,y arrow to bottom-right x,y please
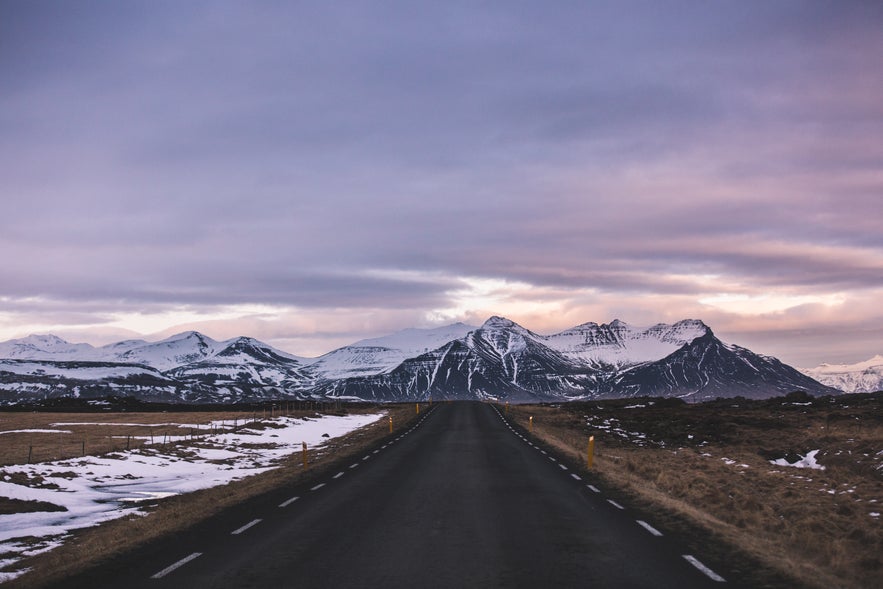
769,449 -> 826,470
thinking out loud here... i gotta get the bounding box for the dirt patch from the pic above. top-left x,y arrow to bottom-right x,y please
0,498 -> 67,515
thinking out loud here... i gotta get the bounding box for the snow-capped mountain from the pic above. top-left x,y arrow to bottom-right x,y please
304,323 -> 475,380
543,318 -> 709,367
0,317 -> 840,404
800,355 -> 883,393
0,334 -> 98,360
314,317 -> 838,402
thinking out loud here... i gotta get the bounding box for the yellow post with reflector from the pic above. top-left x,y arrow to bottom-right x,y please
529,416 -> 533,433
302,441 -> 308,469
416,403 -> 420,415
389,416 -> 393,433
587,435 -> 595,469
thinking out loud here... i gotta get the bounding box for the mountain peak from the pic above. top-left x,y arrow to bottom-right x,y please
481,316 -> 518,329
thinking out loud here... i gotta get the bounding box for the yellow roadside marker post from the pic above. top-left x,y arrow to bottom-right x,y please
505,401 -> 509,414
529,416 -> 533,433
302,441 -> 308,469
416,403 -> 420,415
389,416 -> 393,433
587,435 -> 595,469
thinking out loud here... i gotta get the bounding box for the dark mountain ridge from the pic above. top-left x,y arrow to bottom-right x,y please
0,317 -> 839,404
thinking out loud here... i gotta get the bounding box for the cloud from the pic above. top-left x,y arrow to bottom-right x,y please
0,1 -> 881,367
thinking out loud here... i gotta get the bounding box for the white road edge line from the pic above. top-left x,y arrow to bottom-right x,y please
150,552 -> 203,579
278,496 -> 299,508
311,483 -> 326,491
231,518 -> 262,535
683,555 -> 726,582
636,520 -> 663,537
607,499 -> 625,510
587,485 -> 601,493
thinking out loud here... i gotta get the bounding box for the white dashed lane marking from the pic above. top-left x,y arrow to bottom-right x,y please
683,555 -> 726,582
333,472 -> 344,479
636,520 -> 663,537
278,496 -> 299,508
558,463 -> 568,470
150,552 -> 203,579
311,483 -> 326,491
587,485 -> 601,493
231,519 -> 262,535
607,499 -> 625,510
570,473 -> 582,481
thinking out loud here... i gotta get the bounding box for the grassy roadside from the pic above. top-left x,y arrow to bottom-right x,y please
506,394 -> 883,589
3,403 -> 425,588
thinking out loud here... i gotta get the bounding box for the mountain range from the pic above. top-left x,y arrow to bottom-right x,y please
0,317 -> 845,404
800,355 -> 883,394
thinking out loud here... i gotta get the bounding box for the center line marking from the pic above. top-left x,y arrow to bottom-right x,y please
636,520 -> 663,537
587,485 -> 601,493
607,499 -> 625,510
279,496 -> 299,508
558,464 -> 568,470
683,555 -> 726,582
311,483 -> 326,491
333,471 -> 344,479
372,449 -> 380,454
231,518 -> 262,535
349,463 -> 359,469
570,473 -> 582,481
362,455 -> 370,461
150,552 -> 203,579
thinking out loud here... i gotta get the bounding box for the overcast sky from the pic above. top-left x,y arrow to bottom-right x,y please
2,1 -> 881,367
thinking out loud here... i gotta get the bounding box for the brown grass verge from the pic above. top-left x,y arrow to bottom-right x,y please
0,410 -> 283,466
2,403 -> 423,588
507,396 -> 883,589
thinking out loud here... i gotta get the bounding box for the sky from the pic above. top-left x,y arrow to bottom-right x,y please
1,1 -> 881,367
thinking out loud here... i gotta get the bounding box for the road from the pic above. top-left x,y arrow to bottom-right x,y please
57,402 -> 736,588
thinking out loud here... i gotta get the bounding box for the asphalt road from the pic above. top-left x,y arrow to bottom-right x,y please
58,402 -> 737,588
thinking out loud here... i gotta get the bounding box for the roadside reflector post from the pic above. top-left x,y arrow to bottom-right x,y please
389,416 -> 393,433
529,416 -> 533,433
302,442 -> 308,469
416,403 -> 420,415
505,401 -> 509,414
587,435 -> 595,469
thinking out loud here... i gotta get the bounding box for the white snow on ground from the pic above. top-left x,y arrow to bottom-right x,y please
0,412 -> 383,582
0,430 -> 72,436
769,449 -> 826,470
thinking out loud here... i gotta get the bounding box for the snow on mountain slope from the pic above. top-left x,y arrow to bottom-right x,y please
801,355 -> 883,393
101,331 -> 221,371
305,323 -> 475,380
0,360 -> 170,381
168,337 -> 313,390
0,335 -> 98,361
544,319 -> 709,367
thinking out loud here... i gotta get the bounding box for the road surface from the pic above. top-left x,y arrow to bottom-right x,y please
57,402 -> 738,588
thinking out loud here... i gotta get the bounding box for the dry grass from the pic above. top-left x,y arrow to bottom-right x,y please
0,410 -> 268,465
1,403 -> 422,588
508,393 -> 883,589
